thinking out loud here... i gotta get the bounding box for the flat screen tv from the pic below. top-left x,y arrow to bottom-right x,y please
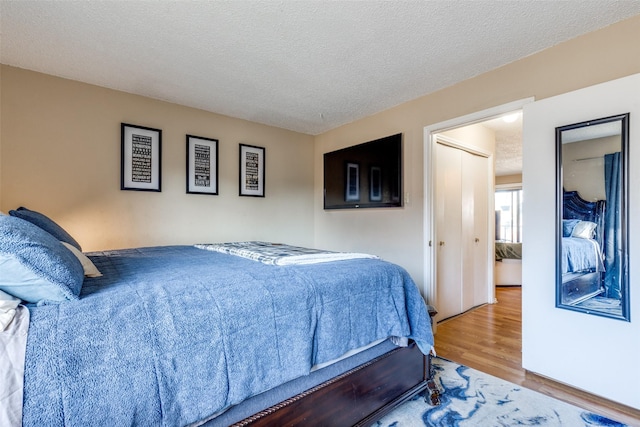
323,133 -> 402,209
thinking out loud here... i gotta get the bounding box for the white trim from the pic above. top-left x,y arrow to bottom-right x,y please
423,97 -> 534,314
425,98 -> 534,134
496,182 -> 523,191
435,134 -> 492,158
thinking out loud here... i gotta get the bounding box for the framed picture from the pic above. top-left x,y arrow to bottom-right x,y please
345,162 -> 360,201
239,144 -> 265,197
186,135 -> 218,195
370,166 -> 382,201
121,123 -> 162,191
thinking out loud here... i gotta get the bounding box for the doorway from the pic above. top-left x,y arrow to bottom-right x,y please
423,98 -> 531,326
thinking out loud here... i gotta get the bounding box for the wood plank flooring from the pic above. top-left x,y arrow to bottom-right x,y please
433,287 -> 640,426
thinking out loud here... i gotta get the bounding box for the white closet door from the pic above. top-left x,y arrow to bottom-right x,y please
467,152 -> 490,308
435,143 -> 463,320
461,151 -> 476,312
435,142 -> 490,321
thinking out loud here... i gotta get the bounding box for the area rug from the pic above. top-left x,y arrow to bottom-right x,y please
373,357 -> 627,427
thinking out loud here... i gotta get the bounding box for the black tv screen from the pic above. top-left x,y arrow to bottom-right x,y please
323,133 -> 402,209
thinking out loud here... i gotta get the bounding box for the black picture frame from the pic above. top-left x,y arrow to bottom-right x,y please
239,144 -> 265,197
186,135 -> 219,195
121,123 -> 162,192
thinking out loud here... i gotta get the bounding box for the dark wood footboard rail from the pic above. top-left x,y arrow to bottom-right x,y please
233,342 -> 433,427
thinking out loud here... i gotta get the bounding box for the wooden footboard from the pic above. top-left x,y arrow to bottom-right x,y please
233,342 -> 433,427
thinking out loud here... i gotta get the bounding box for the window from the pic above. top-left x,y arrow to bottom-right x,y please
495,188 -> 522,242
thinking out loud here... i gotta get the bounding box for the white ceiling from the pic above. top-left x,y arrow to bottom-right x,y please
482,114 -> 524,177
1,1 -> 639,137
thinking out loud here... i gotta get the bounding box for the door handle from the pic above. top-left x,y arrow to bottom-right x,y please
475,238 -> 480,243
439,241 -> 445,246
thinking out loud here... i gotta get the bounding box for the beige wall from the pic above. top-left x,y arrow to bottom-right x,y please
562,135 -> 619,201
0,65 -> 3,207
314,15 -> 640,291
495,174 -> 522,186
440,122 -> 496,155
2,15 -> 639,279
0,66 -> 315,251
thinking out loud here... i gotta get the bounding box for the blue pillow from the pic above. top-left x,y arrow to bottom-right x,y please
9,207 -> 82,251
562,219 -> 581,237
0,215 -> 84,304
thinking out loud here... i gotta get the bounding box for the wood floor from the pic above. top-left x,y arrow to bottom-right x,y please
433,286 -> 640,426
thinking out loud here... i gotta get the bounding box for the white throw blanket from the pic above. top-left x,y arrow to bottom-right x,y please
0,289 -> 21,331
195,241 -> 379,265
0,306 -> 29,427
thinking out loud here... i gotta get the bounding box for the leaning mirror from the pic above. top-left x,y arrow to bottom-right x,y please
556,113 -> 630,321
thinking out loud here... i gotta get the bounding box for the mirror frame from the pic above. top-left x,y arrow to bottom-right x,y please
555,113 -> 630,321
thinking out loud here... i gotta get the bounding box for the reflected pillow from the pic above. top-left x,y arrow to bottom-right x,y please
9,207 -> 82,251
562,219 -> 581,237
60,242 -> 102,277
571,221 -> 597,239
0,215 -> 84,304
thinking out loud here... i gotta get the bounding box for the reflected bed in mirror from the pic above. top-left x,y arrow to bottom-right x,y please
556,113 -> 630,321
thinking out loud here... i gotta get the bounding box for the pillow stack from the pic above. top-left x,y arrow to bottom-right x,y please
0,207 -> 99,308
562,219 -> 598,239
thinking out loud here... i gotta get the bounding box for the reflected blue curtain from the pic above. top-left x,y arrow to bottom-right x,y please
604,152 -> 621,299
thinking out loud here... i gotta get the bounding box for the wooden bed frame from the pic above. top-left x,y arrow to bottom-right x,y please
561,271 -> 604,305
233,342 -> 438,427
233,306 -> 440,427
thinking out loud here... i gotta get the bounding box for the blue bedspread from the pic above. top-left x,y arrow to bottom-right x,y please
561,237 -> 604,274
23,245 -> 433,426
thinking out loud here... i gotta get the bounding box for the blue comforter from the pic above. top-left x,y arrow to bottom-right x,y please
561,237 -> 604,274
23,246 -> 433,426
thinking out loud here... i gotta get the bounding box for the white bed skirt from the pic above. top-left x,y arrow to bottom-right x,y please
495,259 -> 522,286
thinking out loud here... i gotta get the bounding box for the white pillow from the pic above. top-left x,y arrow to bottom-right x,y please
571,221 -> 597,239
60,242 -> 102,278
0,289 -> 20,331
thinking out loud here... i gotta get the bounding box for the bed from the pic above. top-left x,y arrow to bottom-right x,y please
0,209 -> 437,427
560,190 -> 606,305
494,242 -> 522,286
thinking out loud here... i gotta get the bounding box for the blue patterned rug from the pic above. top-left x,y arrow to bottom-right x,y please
373,357 -> 627,427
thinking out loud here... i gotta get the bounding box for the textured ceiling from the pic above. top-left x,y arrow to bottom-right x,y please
482,114 -> 524,177
1,1 -> 640,136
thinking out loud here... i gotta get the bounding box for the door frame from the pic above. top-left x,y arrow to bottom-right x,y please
423,98 -> 534,323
